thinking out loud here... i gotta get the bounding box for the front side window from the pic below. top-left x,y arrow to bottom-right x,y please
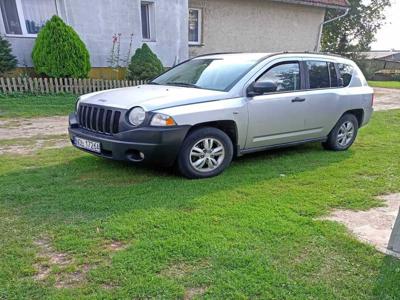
257,62 -> 301,92
152,58 -> 259,92
337,63 -> 354,87
0,0 -> 56,36
189,8 -> 201,45
307,61 -> 330,89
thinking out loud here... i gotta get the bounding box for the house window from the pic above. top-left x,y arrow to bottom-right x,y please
141,2 -> 154,41
188,8 -> 201,45
0,0 -> 57,36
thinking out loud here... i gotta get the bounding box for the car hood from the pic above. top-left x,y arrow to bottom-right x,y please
79,85 -> 229,111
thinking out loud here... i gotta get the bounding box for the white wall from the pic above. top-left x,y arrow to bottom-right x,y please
0,0 -> 189,68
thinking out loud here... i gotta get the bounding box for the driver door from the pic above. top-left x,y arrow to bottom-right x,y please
245,60 -> 310,149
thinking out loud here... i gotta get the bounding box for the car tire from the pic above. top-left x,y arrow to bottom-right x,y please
322,113 -> 359,151
177,127 -> 234,179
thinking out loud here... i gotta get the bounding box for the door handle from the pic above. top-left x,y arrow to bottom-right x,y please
291,97 -> 306,103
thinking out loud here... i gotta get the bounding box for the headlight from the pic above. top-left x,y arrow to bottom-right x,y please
128,107 -> 146,126
75,97 -> 81,112
150,113 -> 176,126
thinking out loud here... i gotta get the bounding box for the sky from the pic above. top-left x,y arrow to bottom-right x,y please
370,0 -> 400,50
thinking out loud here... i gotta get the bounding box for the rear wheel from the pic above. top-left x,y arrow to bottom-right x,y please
177,127 -> 233,179
322,114 -> 359,151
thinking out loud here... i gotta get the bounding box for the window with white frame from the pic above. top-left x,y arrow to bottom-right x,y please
0,0 -> 57,36
141,1 -> 155,41
188,8 -> 202,45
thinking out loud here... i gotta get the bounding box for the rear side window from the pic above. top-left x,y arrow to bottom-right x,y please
337,63 -> 354,87
257,62 -> 301,92
307,61 -> 330,89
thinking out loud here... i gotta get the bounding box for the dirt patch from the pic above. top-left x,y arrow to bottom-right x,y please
105,240 -> 129,252
0,116 -> 68,140
0,138 -> 69,155
33,237 -> 93,288
0,116 -> 70,155
184,286 -> 208,299
373,88 -> 400,111
160,259 -> 211,279
33,237 -> 73,282
321,193 -> 400,256
55,264 -> 91,289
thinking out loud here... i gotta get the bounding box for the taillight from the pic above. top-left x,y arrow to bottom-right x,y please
371,93 -> 374,106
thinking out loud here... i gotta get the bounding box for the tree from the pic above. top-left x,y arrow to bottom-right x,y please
0,35 -> 17,76
127,43 -> 164,81
321,0 -> 391,59
32,15 -> 90,78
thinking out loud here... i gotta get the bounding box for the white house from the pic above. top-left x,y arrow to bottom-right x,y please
0,0 -> 349,72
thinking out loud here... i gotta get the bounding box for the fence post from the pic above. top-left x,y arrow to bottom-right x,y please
39,78 -> 45,93
17,77 -> 23,92
54,78 -> 59,93
44,78 -> 49,93
6,77 -> 12,93
49,78 -> 54,93
0,77 -> 6,93
69,78 -> 73,94
79,78 -> 85,95
23,77 -> 28,92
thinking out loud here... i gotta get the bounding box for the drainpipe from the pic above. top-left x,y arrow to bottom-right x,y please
315,8 -> 350,52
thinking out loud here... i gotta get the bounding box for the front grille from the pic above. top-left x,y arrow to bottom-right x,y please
78,104 -> 121,135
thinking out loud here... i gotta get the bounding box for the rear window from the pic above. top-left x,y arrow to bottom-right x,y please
307,61 -> 330,89
337,63 -> 354,87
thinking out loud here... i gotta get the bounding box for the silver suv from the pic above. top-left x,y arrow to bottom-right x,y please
68,52 -> 374,178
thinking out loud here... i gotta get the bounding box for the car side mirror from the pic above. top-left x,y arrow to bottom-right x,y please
247,81 -> 277,97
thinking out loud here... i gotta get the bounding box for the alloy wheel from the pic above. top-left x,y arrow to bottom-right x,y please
337,121 -> 355,147
189,138 -> 225,172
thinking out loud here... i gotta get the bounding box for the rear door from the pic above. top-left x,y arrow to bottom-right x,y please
301,60 -> 342,138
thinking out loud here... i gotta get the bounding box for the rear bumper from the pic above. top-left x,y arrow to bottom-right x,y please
68,113 -> 190,166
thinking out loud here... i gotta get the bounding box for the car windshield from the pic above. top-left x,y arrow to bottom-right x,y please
151,58 -> 260,92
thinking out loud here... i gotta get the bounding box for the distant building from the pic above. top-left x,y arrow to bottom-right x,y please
360,50 -> 400,62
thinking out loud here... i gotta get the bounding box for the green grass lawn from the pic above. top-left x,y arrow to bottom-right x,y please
0,109 -> 400,299
0,93 -> 76,118
368,81 -> 400,89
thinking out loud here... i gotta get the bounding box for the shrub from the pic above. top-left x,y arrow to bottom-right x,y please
0,35 -> 17,76
127,43 -> 164,80
32,15 -> 90,78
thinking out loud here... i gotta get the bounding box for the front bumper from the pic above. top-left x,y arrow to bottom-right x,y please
68,113 -> 190,166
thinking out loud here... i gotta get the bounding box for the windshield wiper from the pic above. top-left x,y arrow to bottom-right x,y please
148,81 -> 160,85
165,82 -> 201,89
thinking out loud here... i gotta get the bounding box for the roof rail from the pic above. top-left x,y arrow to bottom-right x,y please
193,52 -> 244,58
278,51 -> 344,58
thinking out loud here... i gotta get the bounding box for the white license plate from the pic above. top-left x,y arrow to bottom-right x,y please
74,137 -> 101,153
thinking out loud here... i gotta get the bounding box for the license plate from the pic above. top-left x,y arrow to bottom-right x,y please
74,137 -> 101,153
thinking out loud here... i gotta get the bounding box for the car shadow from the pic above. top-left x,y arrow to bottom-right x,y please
0,142 -> 353,225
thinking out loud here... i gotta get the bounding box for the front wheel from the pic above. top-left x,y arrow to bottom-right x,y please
177,127 -> 233,179
322,114 -> 359,151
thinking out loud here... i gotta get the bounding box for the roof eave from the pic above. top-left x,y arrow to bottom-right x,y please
272,0 -> 350,9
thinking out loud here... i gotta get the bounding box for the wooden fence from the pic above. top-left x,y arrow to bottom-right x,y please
0,77 -> 147,94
